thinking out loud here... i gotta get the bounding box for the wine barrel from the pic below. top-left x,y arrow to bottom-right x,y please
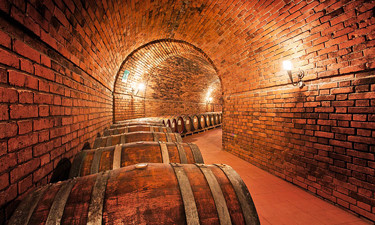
110,121 -> 164,129
191,114 -> 200,131
176,115 -> 193,134
93,131 -> 183,148
198,114 -> 207,129
169,117 -> 178,132
69,142 -> 204,177
207,113 -> 216,126
204,113 -> 212,127
103,125 -> 172,136
214,113 -> 221,124
116,117 -> 164,124
9,163 -> 260,225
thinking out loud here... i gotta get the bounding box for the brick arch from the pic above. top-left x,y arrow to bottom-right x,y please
113,39 -> 221,122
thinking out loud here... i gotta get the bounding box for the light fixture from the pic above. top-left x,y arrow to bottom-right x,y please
206,97 -> 213,103
131,83 -> 145,95
283,60 -> 304,88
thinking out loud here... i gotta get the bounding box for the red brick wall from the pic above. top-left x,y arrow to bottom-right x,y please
113,40 -> 222,122
0,1 -> 112,221
220,0 -> 375,221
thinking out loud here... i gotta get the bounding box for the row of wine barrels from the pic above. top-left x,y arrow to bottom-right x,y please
9,163 -> 260,225
115,117 -> 165,124
165,112 -> 222,134
110,121 -> 163,129
69,142 -> 204,177
93,131 -> 183,148
103,125 -> 172,136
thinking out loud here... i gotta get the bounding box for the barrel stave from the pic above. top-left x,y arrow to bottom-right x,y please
103,165 -> 186,224
27,184 -> 62,224
210,166 -> 246,224
60,176 -> 95,224
183,164 -> 220,224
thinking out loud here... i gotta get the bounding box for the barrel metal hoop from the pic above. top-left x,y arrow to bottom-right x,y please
214,164 -> 260,225
87,171 -> 110,225
69,151 -> 87,178
153,132 -> 160,142
171,165 -> 200,225
113,144 -> 122,170
90,148 -> 104,174
93,138 -> 102,149
159,142 -> 170,164
45,179 -> 77,225
175,143 -> 188,164
120,134 -> 126,144
175,133 -> 183,142
187,143 -> 204,164
8,185 -> 50,225
196,164 -> 232,225
164,132 -> 171,142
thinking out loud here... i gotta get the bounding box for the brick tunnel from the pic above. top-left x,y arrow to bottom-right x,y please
0,0 -> 374,224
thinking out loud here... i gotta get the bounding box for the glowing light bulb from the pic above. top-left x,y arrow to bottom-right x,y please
283,60 -> 293,71
138,83 -> 145,91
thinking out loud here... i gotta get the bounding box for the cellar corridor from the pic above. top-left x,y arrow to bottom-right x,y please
1,0 -> 375,223
183,128 -> 371,225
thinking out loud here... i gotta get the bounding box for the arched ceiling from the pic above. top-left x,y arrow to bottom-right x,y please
5,0 -> 370,94
2,0 -> 306,93
113,39 -> 221,104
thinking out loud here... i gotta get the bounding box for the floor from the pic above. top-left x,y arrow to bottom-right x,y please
183,128 -> 372,225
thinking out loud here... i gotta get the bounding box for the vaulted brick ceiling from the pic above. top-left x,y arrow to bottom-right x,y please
10,0 -> 318,93
113,40 -> 220,103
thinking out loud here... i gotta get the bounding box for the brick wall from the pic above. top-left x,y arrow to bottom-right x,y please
0,1 -> 112,222
219,0 -> 375,221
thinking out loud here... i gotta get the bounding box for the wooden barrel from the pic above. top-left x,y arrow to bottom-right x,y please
93,132 -> 183,148
110,121 -> 164,129
176,115 -> 193,134
103,125 -> 172,136
198,114 -> 207,129
214,113 -> 221,124
208,113 -> 216,125
69,142 -> 204,177
169,117 -> 178,132
9,163 -> 260,225
204,113 -> 212,127
116,117 -> 164,124
191,114 -> 200,131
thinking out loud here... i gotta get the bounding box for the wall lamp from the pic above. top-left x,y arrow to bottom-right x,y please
131,83 -> 145,96
206,97 -> 213,103
283,60 -> 304,88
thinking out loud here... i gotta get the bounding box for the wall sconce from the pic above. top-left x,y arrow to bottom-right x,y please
206,97 -> 213,103
283,60 -> 304,88
131,83 -> 145,96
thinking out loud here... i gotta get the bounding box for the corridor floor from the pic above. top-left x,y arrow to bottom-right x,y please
183,128 -> 372,225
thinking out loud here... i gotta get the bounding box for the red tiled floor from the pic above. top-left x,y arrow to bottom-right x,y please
183,128 -> 372,225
